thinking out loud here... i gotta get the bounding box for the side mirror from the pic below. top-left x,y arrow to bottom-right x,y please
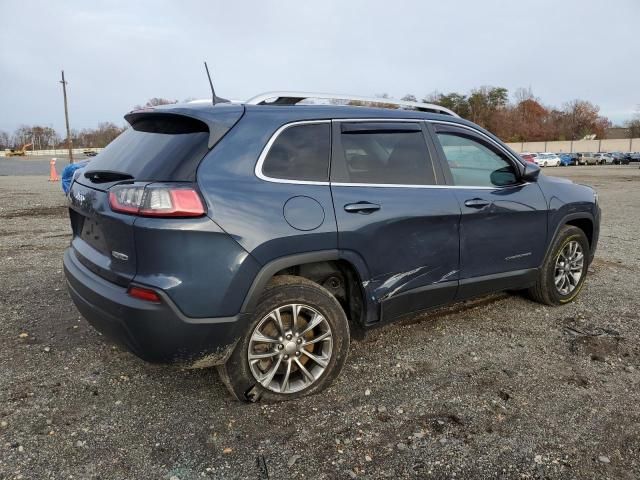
490,166 -> 518,186
522,162 -> 541,182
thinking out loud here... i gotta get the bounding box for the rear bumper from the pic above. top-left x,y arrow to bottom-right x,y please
63,248 -> 247,366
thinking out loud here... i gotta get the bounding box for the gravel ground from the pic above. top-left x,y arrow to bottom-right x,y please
1,166 -> 639,479
0,156 -> 89,177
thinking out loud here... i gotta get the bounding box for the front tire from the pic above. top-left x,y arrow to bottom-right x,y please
218,275 -> 350,402
527,225 -> 590,306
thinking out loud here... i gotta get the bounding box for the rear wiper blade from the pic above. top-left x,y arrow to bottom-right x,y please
84,170 -> 134,183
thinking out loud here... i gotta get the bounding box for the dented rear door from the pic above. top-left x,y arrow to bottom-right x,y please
330,120 -> 461,322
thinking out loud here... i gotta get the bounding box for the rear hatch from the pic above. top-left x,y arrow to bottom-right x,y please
68,105 -> 244,285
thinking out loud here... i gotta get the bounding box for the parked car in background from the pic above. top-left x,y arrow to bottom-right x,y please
558,153 -> 576,166
577,153 -> 599,165
628,152 -> 640,163
609,152 -> 626,164
534,153 -> 561,167
520,152 -> 536,163
621,153 -> 634,164
586,153 -> 601,165
593,153 -> 612,165
62,91 -> 601,402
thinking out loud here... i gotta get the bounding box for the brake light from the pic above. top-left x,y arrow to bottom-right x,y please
109,185 -> 205,217
127,286 -> 161,303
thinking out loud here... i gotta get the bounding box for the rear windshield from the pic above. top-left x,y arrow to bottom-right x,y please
84,115 -> 210,182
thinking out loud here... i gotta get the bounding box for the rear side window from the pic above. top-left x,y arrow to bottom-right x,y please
333,123 -> 436,185
261,123 -> 330,182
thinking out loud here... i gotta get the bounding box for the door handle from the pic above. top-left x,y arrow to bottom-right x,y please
344,202 -> 381,214
464,198 -> 490,208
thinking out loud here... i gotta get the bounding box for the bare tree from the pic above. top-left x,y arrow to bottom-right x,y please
563,100 -> 609,140
0,130 -> 9,149
514,87 -> 535,104
347,93 -> 399,110
133,98 -> 178,110
627,105 -> 640,138
66,122 -> 125,148
627,119 -> 640,139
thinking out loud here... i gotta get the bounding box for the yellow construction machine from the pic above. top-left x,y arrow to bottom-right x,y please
5,143 -> 33,157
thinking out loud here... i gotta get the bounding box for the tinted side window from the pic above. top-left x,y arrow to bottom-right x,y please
436,132 -> 518,187
336,125 -> 435,185
262,123 -> 330,181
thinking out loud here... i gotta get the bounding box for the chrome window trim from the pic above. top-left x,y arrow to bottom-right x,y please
330,182 -> 528,190
255,120 -> 332,186
254,118 -> 527,190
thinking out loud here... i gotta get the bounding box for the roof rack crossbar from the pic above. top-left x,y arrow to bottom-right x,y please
245,91 -> 459,117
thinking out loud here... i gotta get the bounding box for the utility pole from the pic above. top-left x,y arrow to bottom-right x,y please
60,70 -> 73,164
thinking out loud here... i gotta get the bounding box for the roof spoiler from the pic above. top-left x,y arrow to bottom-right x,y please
125,105 -> 244,149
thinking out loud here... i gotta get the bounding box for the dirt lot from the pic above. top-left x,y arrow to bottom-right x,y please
0,155 -> 91,177
1,166 -> 639,479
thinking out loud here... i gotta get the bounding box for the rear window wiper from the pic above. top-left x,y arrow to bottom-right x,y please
84,170 -> 134,183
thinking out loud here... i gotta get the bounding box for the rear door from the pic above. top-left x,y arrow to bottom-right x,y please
430,122 -> 548,298
330,120 -> 461,322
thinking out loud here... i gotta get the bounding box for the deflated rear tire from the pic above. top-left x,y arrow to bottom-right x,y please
217,275 -> 350,402
527,225 -> 590,306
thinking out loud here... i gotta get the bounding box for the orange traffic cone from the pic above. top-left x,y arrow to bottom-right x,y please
49,158 -> 59,182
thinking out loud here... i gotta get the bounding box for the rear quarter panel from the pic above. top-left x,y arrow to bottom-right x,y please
133,216 -> 262,318
196,109 -> 338,266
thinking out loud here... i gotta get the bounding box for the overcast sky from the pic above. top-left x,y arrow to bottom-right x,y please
1,0 -> 638,134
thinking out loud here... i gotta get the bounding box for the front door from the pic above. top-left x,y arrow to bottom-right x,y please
330,120 -> 461,323
430,123 -> 548,299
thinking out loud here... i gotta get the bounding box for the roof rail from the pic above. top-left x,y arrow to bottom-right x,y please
245,91 -> 459,117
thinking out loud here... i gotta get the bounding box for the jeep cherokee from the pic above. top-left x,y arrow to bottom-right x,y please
63,92 -> 600,402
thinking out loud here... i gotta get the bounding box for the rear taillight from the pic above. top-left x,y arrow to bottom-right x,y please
109,184 -> 205,217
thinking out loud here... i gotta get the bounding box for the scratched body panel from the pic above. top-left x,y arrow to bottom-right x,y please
332,185 -> 461,320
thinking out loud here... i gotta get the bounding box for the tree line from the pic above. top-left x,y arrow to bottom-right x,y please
0,122 -> 126,151
2,94 -> 637,151
397,87 -> 621,142
0,98 -> 178,151
352,88 -> 637,142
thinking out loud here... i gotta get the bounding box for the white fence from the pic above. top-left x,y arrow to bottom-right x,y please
0,148 -> 104,157
506,138 -> 640,153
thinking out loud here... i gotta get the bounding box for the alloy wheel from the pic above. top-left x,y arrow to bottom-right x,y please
554,240 -> 584,295
248,304 -> 333,394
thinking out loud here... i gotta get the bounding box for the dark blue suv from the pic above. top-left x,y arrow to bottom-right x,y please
63,92 -> 600,402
